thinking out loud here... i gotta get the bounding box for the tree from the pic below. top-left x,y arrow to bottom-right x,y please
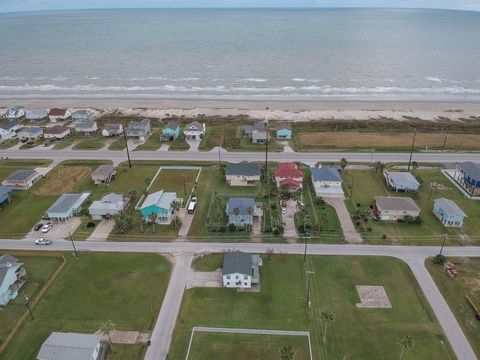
233,207 -> 240,216
128,188 -> 138,213
149,212 -> 158,233
411,161 -> 419,170
339,158 -> 348,170
81,215 -> 90,229
375,161 -> 385,173
113,211 -> 135,234
100,320 -> 116,348
279,345 -> 295,360
171,215 -> 182,229
320,311 -> 335,343
397,335 -> 414,360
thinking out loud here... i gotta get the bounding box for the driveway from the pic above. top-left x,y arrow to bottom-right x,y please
186,269 -> 222,289
251,218 -> 262,242
27,217 -> 82,240
282,199 -> 298,242
87,219 -> 115,242
186,139 -> 200,152
178,209 -> 194,239
325,198 -> 363,243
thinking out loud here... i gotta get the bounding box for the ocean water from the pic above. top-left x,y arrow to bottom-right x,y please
0,8 -> 479,101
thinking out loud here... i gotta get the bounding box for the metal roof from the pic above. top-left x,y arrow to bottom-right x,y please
47,193 -> 91,214
89,193 -> 124,213
385,171 -> 420,189
19,127 -> 43,134
375,196 -> 420,212
141,190 -> 177,211
223,251 -> 253,276
4,170 -> 36,181
226,162 -> 260,176
458,162 -> 480,180
434,198 -> 467,218
37,332 -> 102,360
25,108 -> 48,119
226,198 -> 255,216
185,121 -> 204,132
311,166 -> 341,182
0,119 -> 20,130
0,255 -> 20,284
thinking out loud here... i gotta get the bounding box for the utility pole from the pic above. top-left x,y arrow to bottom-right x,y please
441,126 -> 449,153
407,128 -> 417,172
439,234 -> 448,255
370,148 -> 375,163
69,232 -> 78,257
24,295 -> 34,320
123,127 -> 132,169
303,213 -> 309,263
306,271 -> 314,308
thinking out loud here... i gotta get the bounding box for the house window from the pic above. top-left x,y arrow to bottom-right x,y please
244,282 -> 248,286
244,275 -> 248,280
235,275 -> 239,280
227,275 -> 230,279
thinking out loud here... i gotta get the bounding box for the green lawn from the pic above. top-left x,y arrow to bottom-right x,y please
0,254 -> 63,343
52,135 -> 78,149
107,344 -> 147,359
150,169 -> 200,204
427,257 -> 480,358
71,220 -> 101,241
169,255 -> 453,360
0,252 -> 171,360
341,169 -> 475,245
192,253 -> 223,271
73,137 -> 106,150
168,137 -> 190,151
108,138 -> 126,151
0,139 -> 18,149
135,129 -> 163,151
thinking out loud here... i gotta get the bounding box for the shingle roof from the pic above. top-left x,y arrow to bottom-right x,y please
227,198 -> 255,216
141,190 -> 177,211
89,193 -> 124,213
277,124 -> 292,131
0,119 -> 20,130
226,162 -> 260,176
4,170 -> 36,181
185,121 -> 204,132
47,193 -> 91,214
375,196 -> 420,212
37,332 -> 102,360
128,118 -> 150,132
19,127 -> 43,135
0,254 -> 20,284
4,106 -> 24,118
223,251 -> 253,276
25,108 -> 48,119
435,198 -> 467,218
75,121 -> 96,130
458,162 -> 480,180
275,162 -> 303,178
311,166 -> 341,182
48,108 -> 68,116
103,123 -> 122,131
44,125 -> 69,134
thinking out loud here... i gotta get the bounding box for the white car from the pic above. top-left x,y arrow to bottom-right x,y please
41,223 -> 53,233
35,238 -> 52,245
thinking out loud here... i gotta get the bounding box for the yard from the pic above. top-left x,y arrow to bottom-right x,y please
0,252 -> 171,360
134,128 -> 163,150
427,257 -> 480,358
0,139 -> 18,149
340,168 -> 478,245
52,135 -> 79,149
169,255 -> 454,360
72,136 -> 107,150
149,168 -> 200,204
107,137 -> 126,151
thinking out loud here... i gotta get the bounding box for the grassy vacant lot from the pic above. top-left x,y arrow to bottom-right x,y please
150,169 -> 199,204
0,252 -> 171,360
0,254 -> 62,343
52,135 -> 79,149
341,169 -> 478,245
72,136 -> 106,150
19,138 -> 45,150
0,139 -> 18,149
34,166 -> 92,195
108,137 -> 126,151
169,255 -> 453,360
427,257 -> 480,358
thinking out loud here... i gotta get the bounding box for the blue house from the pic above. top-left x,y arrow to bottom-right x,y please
276,125 -> 292,140
226,198 -> 255,228
0,255 -> 27,305
71,110 -> 93,121
161,121 -> 180,141
434,198 -> 467,228
140,190 -> 177,224
456,162 -> 480,196
0,186 -> 14,206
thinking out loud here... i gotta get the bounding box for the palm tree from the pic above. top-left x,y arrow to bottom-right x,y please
149,212 -> 158,233
128,188 -> 137,213
397,335 -> 414,360
100,320 -> 116,348
279,345 -> 295,360
339,158 -> 348,170
320,311 -> 335,343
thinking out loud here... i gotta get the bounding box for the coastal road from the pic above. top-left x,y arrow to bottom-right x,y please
1,239 -> 479,360
2,147 -> 480,165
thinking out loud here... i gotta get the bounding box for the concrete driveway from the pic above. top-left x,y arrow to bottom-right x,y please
282,199 -> 298,242
186,139 -> 200,152
186,269 -> 222,289
87,219 -> 115,241
325,198 -> 363,243
178,209 -> 194,239
28,217 -> 82,240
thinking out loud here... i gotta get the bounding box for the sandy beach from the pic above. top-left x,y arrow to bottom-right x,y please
1,99 -> 479,122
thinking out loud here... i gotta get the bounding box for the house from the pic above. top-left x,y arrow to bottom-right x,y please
161,121 -> 180,141
0,255 -> 27,305
89,193 -> 128,220
48,108 -> 70,122
252,128 -> 268,144
226,198 -> 256,228
243,121 -> 266,138
101,123 -> 123,137
37,332 -> 106,360
0,119 -> 22,140
433,198 -> 467,227
46,193 -> 91,221
222,251 -> 262,289
127,118 -> 151,141
18,127 -> 44,142
373,196 -> 421,221
0,186 -> 14,207
25,108 -> 48,122
455,162 -> 480,196
91,165 -> 116,185
384,171 -> 420,192
140,190 -> 177,224
44,125 -> 71,141
184,121 -> 205,140
3,106 -> 25,119
75,120 -> 98,135
311,166 -> 344,198
71,110 -> 93,121
226,162 -> 261,186
1,170 -> 42,190
274,162 -> 303,193
276,124 -> 292,140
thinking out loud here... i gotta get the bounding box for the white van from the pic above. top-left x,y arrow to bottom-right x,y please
187,197 -> 197,214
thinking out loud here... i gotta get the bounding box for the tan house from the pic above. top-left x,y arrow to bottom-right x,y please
226,162 -> 261,186
373,196 -> 421,221
91,165 -> 116,185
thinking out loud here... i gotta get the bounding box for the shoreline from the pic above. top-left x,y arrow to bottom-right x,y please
1,98 -> 479,121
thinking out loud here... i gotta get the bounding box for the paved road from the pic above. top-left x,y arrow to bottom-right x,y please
2,147 -> 480,165
2,239 -> 479,360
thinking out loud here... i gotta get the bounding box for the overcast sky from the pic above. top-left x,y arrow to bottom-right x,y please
1,0 -> 479,13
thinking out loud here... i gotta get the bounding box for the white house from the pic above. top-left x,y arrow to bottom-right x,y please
3,106 -> 25,119
102,123 -> 123,137
0,254 -> 27,305
46,193 -> 91,221
48,108 -> 70,122
2,170 -> 42,190
184,121 -> 205,140
37,332 -> 106,360
310,166 -> 344,198
222,251 -> 262,289
89,193 -> 128,220
0,120 -> 22,140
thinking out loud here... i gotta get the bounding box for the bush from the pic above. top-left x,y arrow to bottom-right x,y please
382,234 -> 388,240
433,254 -> 447,265
228,223 -> 236,232
86,221 -> 96,228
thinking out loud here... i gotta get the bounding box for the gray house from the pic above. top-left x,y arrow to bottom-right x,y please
226,198 -> 256,228
222,251 -> 262,289
18,127 -> 44,142
226,162 -> 261,186
127,118 -> 151,141
244,121 -> 268,144
384,171 -> 420,192
91,165 -> 116,185
89,193 -> 128,220
37,332 -> 106,360
46,193 -> 91,221
3,106 -> 25,119
25,108 -> 48,122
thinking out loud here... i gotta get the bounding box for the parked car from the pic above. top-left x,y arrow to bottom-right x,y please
187,197 -> 198,214
35,238 -> 52,245
34,223 -> 44,231
41,223 -> 53,233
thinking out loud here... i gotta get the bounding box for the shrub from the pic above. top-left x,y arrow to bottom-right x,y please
382,234 -> 388,240
433,254 -> 447,265
228,223 -> 236,232
86,221 -> 96,228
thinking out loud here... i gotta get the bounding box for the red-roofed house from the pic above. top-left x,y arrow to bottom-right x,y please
48,108 -> 71,123
274,162 -> 304,193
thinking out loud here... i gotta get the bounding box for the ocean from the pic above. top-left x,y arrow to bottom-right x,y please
0,8 -> 479,101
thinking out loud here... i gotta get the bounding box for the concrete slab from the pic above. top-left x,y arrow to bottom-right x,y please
186,139 -> 200,152
186,269 -> 222,289
356,285 -> 392,309
87,219 -> 115,242
27,217 -> 82,240
178,210 -> 194,239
